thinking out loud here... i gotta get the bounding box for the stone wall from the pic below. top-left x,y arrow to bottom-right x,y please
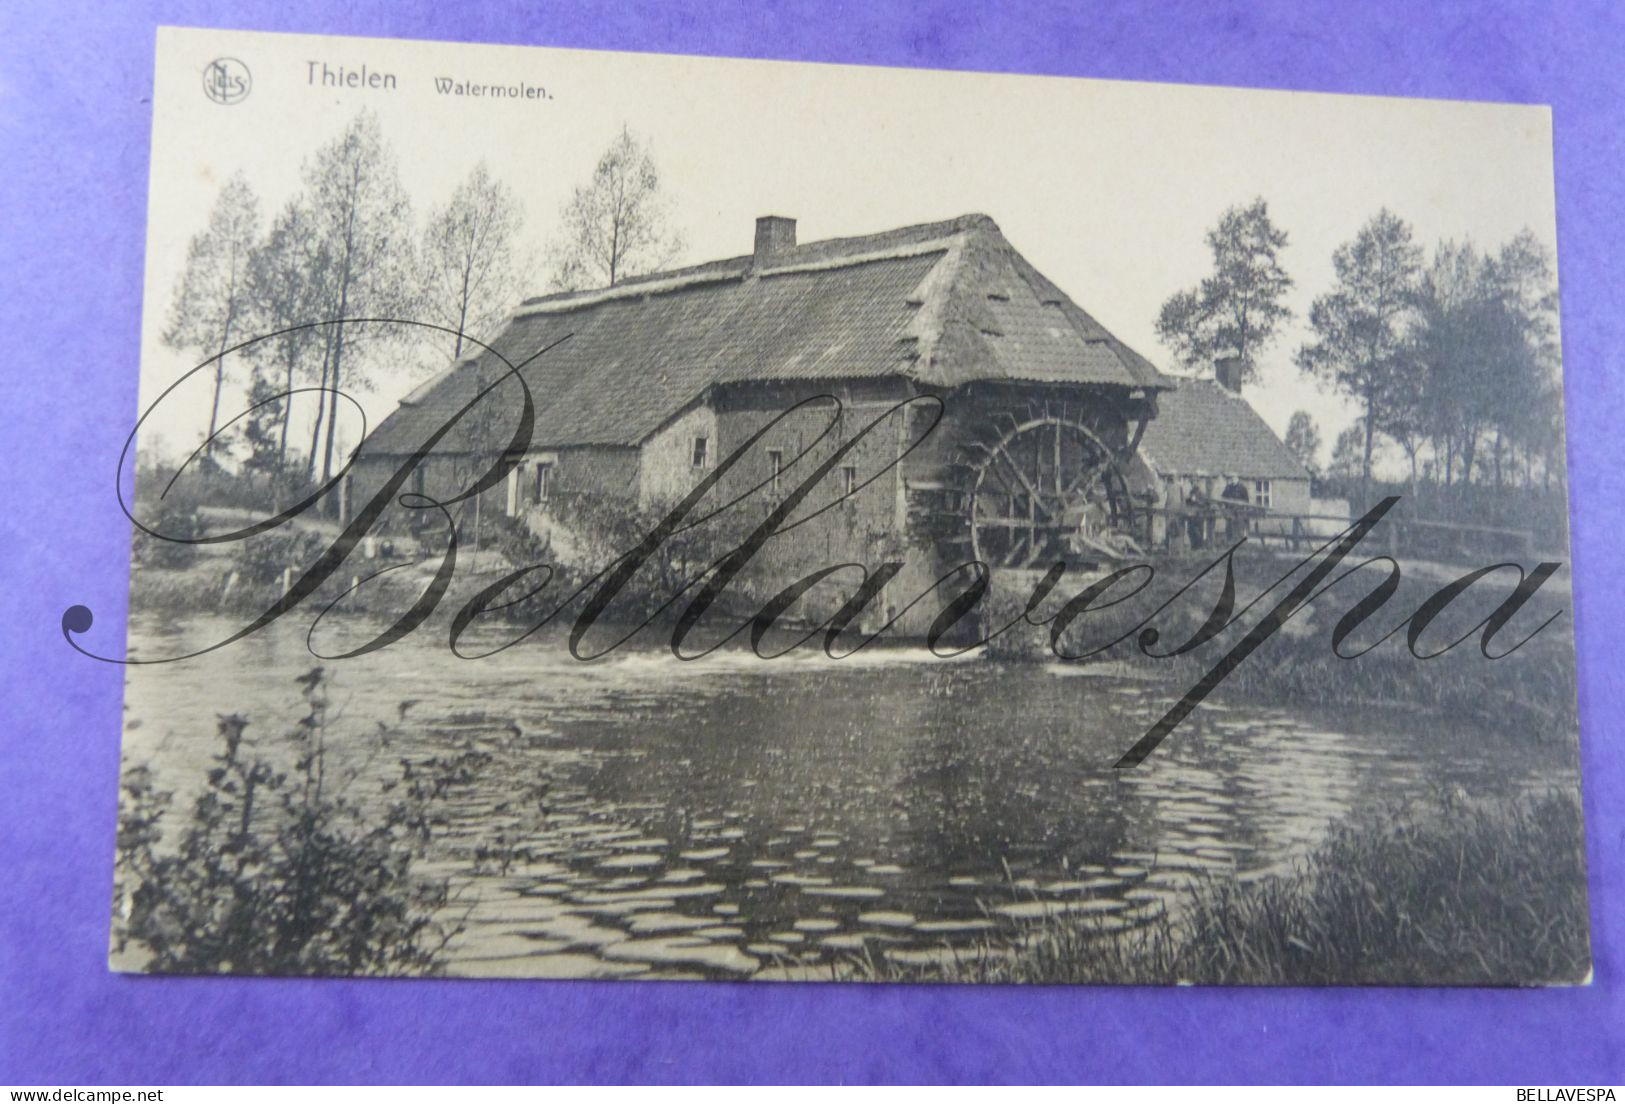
638,401 -> 719,508
349,378 -> 1147,637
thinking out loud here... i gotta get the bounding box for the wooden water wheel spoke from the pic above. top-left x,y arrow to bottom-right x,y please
964,411 -> 1139,568
1062,460 -> 1105,499
988,444 -> 1061,521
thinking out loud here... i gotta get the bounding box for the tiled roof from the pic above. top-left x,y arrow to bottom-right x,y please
365,214 -> 1171,454
1138,377 -> 1310,481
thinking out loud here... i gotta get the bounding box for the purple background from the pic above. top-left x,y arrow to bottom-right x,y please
1,0 -> 1621,1085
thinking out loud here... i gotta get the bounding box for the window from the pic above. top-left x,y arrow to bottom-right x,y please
691,435 -> 709,469
411,467 -> 427,499
768,449 -> 784,493
532,462 -> 552,505
841,465 -> 858,497
1253,479 -> 1272,509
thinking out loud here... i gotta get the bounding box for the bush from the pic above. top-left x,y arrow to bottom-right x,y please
979,584 -> 1051,661
544,490 -> 763,620
130,496 -> 201,571
232,528 -> 332,586
474,510 -> 551,570
113,668 -> 468,976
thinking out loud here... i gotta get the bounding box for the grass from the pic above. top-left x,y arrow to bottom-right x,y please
854,789 -> 1591,986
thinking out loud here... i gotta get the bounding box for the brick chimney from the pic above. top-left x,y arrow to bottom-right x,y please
753,215 -> 796,267
1214,355 -> 1245,393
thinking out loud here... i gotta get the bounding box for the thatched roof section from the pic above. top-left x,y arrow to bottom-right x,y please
366,214 -> 1170,455
1139,378 -> 1310,481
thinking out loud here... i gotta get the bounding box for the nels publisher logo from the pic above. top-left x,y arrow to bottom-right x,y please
202,57 -> 251,105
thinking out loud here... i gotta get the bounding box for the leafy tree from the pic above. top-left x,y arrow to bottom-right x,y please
1384,345 -> 1430,493
420,161 -> 528,361
1294,209 -> 1423,505
1407,234 -> 1560,497
547,126 -> 684,291
1483,231 -> 1560,489
1326,421 -> 1376,487
163,173 -> 260,458
1408,240 -> 1488,489
1283,410 -> 1322,478
1155,197 -> 1294,387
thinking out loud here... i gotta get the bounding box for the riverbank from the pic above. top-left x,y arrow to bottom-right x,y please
987,545 -> 1579,747
855,789 -> 1590,986
127,537 -> 1578,750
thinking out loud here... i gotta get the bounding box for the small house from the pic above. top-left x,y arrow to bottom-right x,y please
1127,372 -> 1313,549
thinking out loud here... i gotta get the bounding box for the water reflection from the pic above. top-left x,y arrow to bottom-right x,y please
121,615 -> 1567,979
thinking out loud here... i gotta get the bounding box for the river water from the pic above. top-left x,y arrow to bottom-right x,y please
119,613 -> 1570,980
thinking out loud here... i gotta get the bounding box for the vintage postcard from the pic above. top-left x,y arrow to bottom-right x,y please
91,25 -> 1588,983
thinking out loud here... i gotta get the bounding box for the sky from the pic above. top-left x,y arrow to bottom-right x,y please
138,26 -> 1562,475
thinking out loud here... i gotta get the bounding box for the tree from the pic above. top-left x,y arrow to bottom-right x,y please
163,173 -> 260,459
1283,410 -> 1322,478
547,126 -> 683,291
1409,240 -> 1487,490
1407,233 -> 1560,498
1155,197 -> 1294,387
1483,231 -> 1560,490
1294,209 -> 1423,506
244,197 -> 330,472
301,111 -> 416,487
1384,344 -> 1429,493
1326,421 -> 1375,487
239,373 -> 285,482
420,161 -> 528,363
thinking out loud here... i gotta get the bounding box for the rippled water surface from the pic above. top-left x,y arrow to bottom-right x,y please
120,614 -> 1570,979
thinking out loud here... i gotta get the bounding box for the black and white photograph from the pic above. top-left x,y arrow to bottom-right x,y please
100,25 -> 1589,985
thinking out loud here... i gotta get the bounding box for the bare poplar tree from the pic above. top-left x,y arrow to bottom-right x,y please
1155,197 -> 1294,387
244,197 -> 330,473
301,111 -> 416,486
162,172 -> 260,459
420,161 -> 527,362
547,126 -> 684,291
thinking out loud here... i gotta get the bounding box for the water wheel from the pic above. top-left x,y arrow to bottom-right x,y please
938,403 -> 1140,568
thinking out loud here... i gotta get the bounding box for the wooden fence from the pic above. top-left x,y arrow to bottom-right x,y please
1141,506 -> 1535,563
